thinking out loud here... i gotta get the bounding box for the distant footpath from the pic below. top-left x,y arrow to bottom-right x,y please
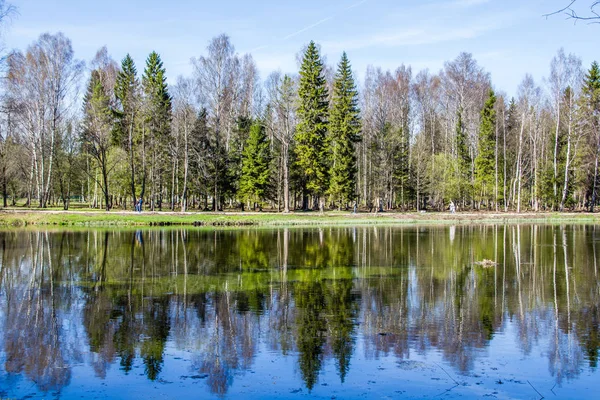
1,209 -> 599,228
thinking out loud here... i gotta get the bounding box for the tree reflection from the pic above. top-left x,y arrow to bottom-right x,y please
295,279 -> 326,391
1,225 -> 600,395
1,232 -> 73,393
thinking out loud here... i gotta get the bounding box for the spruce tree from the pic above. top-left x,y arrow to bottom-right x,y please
456,107 -> 471,204
584,61 -> 600,111
328,52 -> 361,209
143,52 -> 172,142
239,122 -> 272,210
142,51 -> 172,210
294,41 -> 329,210
228,116 -> 253,200
394,125 -> 411,208
114,54 -> 142,207
475,89 -> 497,207
583,61 -> 600,210
189,109 -> 215,209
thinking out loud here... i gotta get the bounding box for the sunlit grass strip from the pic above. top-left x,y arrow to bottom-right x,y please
1,210 -> 600,229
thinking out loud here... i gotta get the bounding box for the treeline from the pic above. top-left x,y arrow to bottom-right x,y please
1,32 -> 599,212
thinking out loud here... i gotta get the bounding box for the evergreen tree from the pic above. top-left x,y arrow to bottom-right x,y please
475,89 -> 497,207
114,54 -> 142,207
189,109 -> 215,209
143,52 -> 172,136
228,116 -> 253,200
294,41 -> 329,210
328,52 -> 361,209
142,52 -> 172,210
239,122 -> 272,210
585,62 -> 600,111
455,107 -> 471,204
394,125 -> 411,208
82,70 -> 113,211
583,61 -> 600,211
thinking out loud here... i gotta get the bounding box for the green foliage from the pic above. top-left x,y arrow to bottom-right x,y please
582,61 -> 600,209
294,41 -> 330,201
189,109 -> 214,203
81,70 -> 114,210
82,71 -> 112,140
142,51 -> 172,147
239,122 -> 272,206
113,54 -> 143,204
394,125 -> 411,205
583,61 -> 600,113
295,279 -> 326,391
455,108 -> 472,201
430,153 -> 460,203
227,116 -> 254,199
82,71 -> 113,161
475,90 -> 497,205
113,54 -> 139,147
141,51 -> 172,209
328,52 -> 361,207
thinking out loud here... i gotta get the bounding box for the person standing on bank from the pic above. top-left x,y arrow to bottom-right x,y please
449,201 -> 456,214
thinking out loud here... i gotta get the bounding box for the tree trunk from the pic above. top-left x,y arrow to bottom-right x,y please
182,121 -> 189,212
560,96 -> 574,211
129,120 -> 137,210
591,129 -> 600,212
553,105 -> 561,210
102,152 -> 111,212
503,108 -> 508,212
516,113 -> 526,213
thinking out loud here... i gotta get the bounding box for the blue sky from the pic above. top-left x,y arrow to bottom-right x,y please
4,0 -> 598,96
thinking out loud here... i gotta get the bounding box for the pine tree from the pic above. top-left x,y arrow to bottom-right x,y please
294,41 -> 329,210
475,89 -> 497,207
142,51 -> 172,210
328,52 -> 361,209
114,54 -> 142,207
239,122 -> 272,210
82,70 -> 113,211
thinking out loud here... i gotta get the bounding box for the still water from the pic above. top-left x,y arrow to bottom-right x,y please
0,225 -> 599,399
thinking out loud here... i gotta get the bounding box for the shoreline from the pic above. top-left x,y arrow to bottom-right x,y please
1,209 -> 600,228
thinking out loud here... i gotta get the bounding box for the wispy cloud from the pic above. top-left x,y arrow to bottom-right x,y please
322,22 -> 496,53
321,6 -> 519,53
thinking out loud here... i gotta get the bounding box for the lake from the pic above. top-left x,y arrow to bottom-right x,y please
0,225 -> 599,399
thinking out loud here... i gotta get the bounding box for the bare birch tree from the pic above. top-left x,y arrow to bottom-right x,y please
6,33 -> 83,208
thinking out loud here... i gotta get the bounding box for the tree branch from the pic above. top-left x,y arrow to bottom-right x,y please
545,0 -> 600,24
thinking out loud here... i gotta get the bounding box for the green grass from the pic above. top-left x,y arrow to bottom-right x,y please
1,208 -> 600,229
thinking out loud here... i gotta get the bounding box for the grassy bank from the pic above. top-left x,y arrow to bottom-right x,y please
1,209 -> 600,228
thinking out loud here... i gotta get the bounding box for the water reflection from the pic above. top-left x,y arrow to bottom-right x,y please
0,225 -> 599,397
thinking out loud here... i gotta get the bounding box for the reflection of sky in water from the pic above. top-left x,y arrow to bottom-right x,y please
0,225 -> 598,399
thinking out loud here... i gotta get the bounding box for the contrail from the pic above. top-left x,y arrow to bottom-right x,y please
251,0 -> 371,52
346,0 -> 369,10
282,16 -> 335,41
